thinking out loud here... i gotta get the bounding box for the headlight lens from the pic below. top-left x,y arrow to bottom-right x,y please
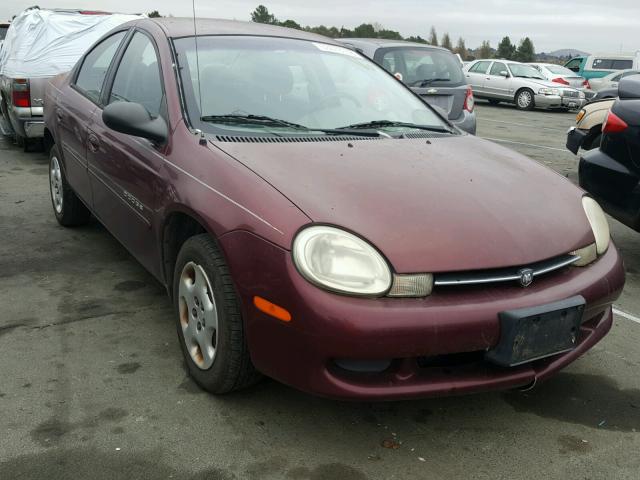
539,87 -> 560,95
582,197 -> 610,255
293,226 -> 392,296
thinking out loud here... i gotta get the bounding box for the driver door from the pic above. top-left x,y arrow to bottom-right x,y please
485,62 -> 511,99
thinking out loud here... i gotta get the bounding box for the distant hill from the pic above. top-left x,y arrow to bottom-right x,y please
545,49 -> 590,58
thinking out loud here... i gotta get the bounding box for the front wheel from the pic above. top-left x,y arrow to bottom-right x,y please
49,145 -> 91,226
173,234 -> 261,394
515,89 -> 535,111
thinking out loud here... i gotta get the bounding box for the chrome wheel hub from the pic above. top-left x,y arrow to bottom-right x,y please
178,262 -> 218,370
518,91 -> 532,108
50,156 -> 63,214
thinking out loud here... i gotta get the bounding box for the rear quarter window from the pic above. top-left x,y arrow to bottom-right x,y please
591,58 -> 633,70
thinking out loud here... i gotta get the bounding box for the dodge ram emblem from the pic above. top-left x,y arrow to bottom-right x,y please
518,268 -> 534,287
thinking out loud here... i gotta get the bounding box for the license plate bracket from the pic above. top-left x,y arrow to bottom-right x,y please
486,296 -> 585,367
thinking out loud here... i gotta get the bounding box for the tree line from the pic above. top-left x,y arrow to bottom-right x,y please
250,5 -> 536,62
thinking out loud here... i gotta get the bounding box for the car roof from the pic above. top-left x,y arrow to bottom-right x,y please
339,37 -> 451,52
139,17 -> 340,44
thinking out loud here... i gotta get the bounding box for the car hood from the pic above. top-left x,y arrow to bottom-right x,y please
214,135 -> 593,273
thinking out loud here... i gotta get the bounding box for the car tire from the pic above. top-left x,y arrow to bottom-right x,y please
49,145 -> 91,227
488,99 -> 500,105
173,234 -> 261,394
515,88 -> 535,111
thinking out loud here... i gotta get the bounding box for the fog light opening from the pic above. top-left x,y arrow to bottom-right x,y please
334,359 -> 392,373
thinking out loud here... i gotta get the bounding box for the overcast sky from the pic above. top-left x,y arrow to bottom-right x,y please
2,0 -> 639,53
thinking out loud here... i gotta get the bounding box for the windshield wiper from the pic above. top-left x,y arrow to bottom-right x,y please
338,120 -> 453,134
410,78 -> 451,87
201,114 -> 380,137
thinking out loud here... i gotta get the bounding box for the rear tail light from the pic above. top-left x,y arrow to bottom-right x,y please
602,111 -> 628,134
583,79 -> 591,89
12,79 -> 30,108
463,85 -> 474,112
552,77 -> 570,85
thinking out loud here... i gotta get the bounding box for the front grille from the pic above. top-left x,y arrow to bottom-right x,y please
434,254 -> 579,288
562,90 -> 580,98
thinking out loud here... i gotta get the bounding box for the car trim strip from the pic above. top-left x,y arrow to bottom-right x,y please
434,254 -> 580,287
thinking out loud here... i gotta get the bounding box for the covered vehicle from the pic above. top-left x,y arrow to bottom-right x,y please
338,38 -> 476,134
580,75 -> 640,231
465,59 -> 586,111
0,7 -> 139,149
45,18 -> 623,400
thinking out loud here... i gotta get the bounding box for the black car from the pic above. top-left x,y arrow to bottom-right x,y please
579,75 -> 640,230
590,87 -> 618,102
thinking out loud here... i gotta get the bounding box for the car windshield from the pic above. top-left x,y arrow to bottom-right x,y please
374,47 -> 465,87
509,64 -> 546,79
545,65 -> 577,76
173,36 -> 447,135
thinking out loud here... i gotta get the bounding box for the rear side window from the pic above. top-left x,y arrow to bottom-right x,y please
375,47 -> 465,87
592,58 -> 633,70
109,32 -> 163,118
469,61 -> 491,74
612,60 -> 633,70
75,31 -> 127,103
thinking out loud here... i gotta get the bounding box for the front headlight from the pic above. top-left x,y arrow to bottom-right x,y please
539,87 -> 560,96
293,225 -> 392,296
582,197 -> 610,255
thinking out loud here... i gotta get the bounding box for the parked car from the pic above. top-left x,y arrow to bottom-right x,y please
0,8 -> 139,150
464,59 -> 586,111
564,53 -> 640,80
566,97 -> 615,154
45,18 -> 624,400
528,62 -> 594,100
580,75 -> 640,230
591,87 -> 618,101
338,38 -> 476,134
587,69 -> 640,92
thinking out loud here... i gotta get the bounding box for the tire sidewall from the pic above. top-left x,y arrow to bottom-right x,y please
173,237 -> 240,391
49,145 -> 66,223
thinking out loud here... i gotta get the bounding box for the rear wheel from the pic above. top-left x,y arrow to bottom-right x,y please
173,234 -> 260,394
49,145 -> 91,226
515,88 -> 535,111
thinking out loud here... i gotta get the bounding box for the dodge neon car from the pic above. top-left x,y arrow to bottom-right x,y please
44,18 -> 624,400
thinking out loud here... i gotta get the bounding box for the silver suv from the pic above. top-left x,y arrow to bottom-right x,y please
464,59 -> 586,111
339,38 -> 476,134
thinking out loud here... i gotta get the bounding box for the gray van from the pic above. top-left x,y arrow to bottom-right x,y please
339,38 -> 476,134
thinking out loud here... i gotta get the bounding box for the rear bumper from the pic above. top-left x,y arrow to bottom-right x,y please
220,231 -> 625,401
3,106 -> 44,138
451,110 -> 476,135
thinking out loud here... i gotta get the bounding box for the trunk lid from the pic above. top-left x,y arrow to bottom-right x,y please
411,84 -> 466,120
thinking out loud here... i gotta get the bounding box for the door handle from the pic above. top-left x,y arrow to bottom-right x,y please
87,134 -> 100,153
56,108 -> 63,122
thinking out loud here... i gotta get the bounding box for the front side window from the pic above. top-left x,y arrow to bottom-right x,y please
75,31 -> 127,103
109,32 -> 163,118
469,61 -> 491,74
174,36 -> 448,136
565,58 -> 582,72
375,47 -> 464,87
489,62 -> 507,76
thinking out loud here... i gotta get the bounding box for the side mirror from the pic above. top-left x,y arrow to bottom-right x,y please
618,74 -> 640,99
102,101 -> 168,144
499,70 -> 509,78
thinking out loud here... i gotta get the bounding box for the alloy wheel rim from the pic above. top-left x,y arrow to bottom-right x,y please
518,91 -> 532,108
50,156 -> 63,214
178,261 -> 218,370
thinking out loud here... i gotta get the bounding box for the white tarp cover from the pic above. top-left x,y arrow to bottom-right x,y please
0,9 -> 142,78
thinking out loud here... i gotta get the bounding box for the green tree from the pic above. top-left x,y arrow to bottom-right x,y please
377,29 -> 403,40
279,19 -> 301,30
428,26 -> 438,46
251,5 -> 277,24
441,32 -> 452,51
407,35 -> 428,44
479,40 -> 492,59
353,23 -> 376,38
454,37 -> 467,59
496,36 -> 516,60
516,37 -> 536,62
147,10 -> 162,18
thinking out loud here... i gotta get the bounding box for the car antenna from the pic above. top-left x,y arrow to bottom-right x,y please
192,0 -> 207,146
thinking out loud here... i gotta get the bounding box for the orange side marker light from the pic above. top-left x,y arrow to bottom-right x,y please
253,296 -> 292,322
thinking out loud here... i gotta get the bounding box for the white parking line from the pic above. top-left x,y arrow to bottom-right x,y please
613,307 -> 640,325
478,118 -> 566,131
480,137 -> 569,153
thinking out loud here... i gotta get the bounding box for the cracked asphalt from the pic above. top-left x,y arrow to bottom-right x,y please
0,102 -> 639,479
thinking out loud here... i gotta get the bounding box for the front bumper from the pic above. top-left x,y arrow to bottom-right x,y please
535,94 -> 586,110
220,231 -> 625,400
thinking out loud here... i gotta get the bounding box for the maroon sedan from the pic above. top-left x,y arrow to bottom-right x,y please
44,18 -> 624,400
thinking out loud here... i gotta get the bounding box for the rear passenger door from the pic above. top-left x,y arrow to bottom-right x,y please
86,30 -> 167,277
56,31 -> 127,205
465,61 -> 491,95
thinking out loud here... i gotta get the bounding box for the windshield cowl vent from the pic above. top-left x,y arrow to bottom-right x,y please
214,133 -> 453,143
